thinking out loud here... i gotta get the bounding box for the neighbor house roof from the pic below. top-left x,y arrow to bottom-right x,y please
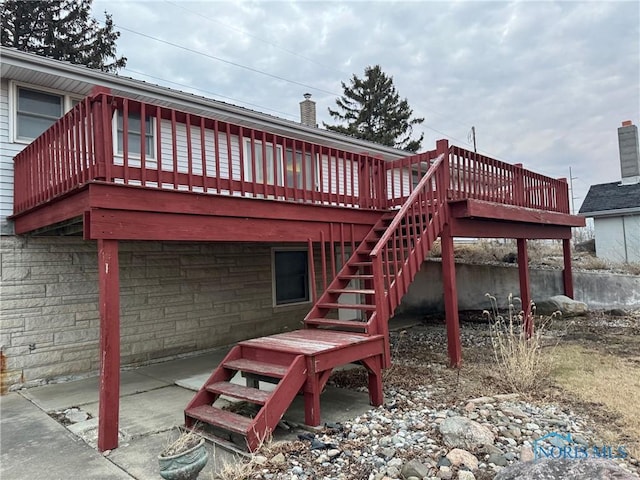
579,181 -> 640,216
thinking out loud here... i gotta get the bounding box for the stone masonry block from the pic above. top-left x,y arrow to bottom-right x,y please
24,314 -> 76,331
1,266 -> 30,280
53,328 -> 99,345
10,332 -> 54,347
46,281 -> 98,297
18,349 -> 64,368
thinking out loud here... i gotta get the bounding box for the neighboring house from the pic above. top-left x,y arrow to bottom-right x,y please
0,47 -> 583,451
579,121 -> 640,263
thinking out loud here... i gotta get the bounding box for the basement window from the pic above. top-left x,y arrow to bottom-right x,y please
273,249 -> 310,306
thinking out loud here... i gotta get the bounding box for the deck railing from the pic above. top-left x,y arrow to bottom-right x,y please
449,146 -> 569,214
13,89 -> 570,216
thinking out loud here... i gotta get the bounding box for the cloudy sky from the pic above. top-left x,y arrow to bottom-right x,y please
92,0 -> 639,211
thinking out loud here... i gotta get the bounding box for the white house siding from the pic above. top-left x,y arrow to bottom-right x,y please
114,119 -> 242,194
626,215 -> 640,263
0,237 -> 317,388
594,215 -> 640,263
386,167 -> 413,200
0,78 -> 28,235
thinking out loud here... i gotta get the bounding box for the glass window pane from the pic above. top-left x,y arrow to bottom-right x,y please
117,111 -> 154,157
17,114 -> 56,139
275,251 -> 309,304
18,87 -> 62,118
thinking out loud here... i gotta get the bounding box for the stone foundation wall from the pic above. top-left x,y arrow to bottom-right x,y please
1,236 -> 310,388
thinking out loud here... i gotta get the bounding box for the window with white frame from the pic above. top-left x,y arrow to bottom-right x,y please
244,139 -> 283,184
115,111 -> 155,158
273,249 -> 310,305
12,83 -> 82,142
15,86 -> 64,141
285,148 -> 314,190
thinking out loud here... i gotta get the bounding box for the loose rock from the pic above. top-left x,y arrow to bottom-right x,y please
439,416 -> 495,450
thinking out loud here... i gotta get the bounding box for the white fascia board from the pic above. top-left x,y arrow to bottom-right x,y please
579,207 -> 640,218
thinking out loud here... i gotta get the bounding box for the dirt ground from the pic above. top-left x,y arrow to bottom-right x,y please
330,309 -> 640,460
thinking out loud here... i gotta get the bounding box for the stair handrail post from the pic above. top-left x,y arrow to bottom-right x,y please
436,139 -> 450,201
89,86 -> 114,182
370,254 -> 391,367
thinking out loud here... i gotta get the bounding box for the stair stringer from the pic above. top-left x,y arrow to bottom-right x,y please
370,153 -> 448,366
245,354 -> 307,451
303,213 -> 395,332
185,345 -> 242,414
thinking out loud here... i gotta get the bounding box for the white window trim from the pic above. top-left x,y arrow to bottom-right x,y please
112,110 -> 157,161
271,247 -> 312,308
9,80 -> 82,144
243,138 -> 283,185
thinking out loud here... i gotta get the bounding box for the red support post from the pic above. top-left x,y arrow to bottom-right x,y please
441,224 -> 462,368
562,238 -> 574,298
97,239 -> 121,452
517,238 -> 533,337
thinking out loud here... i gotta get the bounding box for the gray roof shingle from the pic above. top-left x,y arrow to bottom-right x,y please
579,181 -> 640,215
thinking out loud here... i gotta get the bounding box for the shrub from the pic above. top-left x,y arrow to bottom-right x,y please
483,293 -> 559,393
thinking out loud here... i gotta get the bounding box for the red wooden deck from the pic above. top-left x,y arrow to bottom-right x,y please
9,87 -> 586,452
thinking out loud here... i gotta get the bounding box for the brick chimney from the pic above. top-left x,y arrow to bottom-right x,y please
299,93 -> 317,127
618,120 -> 640,184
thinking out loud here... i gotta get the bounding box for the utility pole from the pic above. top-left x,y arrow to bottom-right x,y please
569,166 -> 578,215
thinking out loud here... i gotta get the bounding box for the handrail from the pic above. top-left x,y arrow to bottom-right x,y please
370,153 -> 445,257
12,90 -> 571,218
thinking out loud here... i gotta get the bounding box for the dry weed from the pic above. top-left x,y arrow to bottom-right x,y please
161,427 -> 202,456
484,293 -> 558,394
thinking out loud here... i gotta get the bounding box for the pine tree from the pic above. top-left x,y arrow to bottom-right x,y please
1,0 -> 126,72
325,65 -> 424,152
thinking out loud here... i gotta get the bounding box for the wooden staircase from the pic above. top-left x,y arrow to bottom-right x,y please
184,153 -> 447,451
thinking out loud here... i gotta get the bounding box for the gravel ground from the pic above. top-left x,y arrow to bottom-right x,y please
237,315 -> 640,480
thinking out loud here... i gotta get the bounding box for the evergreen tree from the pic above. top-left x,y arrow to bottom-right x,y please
325,65 -> 424,152
1,0 -> 126,72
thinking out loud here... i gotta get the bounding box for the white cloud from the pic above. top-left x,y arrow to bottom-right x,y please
93,0 -> 640,208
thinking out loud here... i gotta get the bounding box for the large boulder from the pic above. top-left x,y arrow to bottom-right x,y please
439,416 -> 495,450
535,295 -> 588,317
494,458 -> 637,480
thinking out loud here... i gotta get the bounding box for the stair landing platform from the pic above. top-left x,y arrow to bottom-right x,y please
240,329 -> 384,364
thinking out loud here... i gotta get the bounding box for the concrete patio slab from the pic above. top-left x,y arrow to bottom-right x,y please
107,430 -> 240,480
21,370 -> 169,412
0,393 -> 132,480
81,386 -> 195,437
135,349 -> 230,384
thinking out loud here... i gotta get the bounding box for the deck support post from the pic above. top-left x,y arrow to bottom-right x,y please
304,361 -> 321,426
517,239 -> 533,337
562,238 -> 574,298
97,239 -> 121,452
441,224 -> 462,368
362,356 -> 384,406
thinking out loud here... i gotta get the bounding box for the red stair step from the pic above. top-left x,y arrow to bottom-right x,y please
339,274 -> 374,280
328,288 -> 376,295
223,359 -> 288,378
206,381 -> 270,404
185,405 -> 252,435
305,318 -> 369,331
317,302 -> 376,311
350,262 -> 373,267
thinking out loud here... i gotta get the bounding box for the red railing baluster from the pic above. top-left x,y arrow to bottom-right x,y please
11,92 -> 572,218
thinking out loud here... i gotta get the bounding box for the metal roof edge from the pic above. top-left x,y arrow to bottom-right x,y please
0,47 -> 412,159
579,206 -> 640,217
